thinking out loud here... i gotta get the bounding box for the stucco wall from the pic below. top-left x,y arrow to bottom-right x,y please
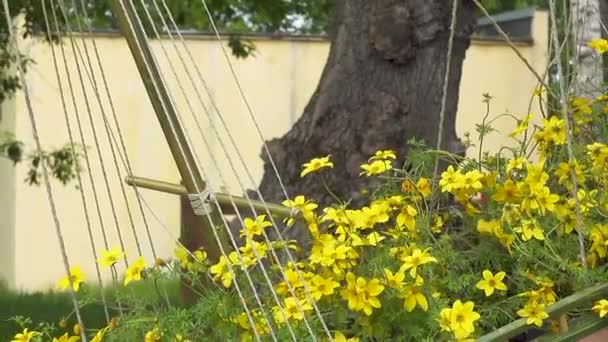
2,11 -> 548,292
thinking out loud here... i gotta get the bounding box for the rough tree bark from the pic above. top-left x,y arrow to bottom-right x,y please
255,0 -> 477,208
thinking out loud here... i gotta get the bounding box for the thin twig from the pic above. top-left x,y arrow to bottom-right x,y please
472,0 -> 551,94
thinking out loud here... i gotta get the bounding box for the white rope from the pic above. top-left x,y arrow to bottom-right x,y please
54,0 -> 151,260
70,0 -> 160,260
41,0 -> 110,324
114,0 -> 265,338
187,191 -> 215,216
149,1 -> 331,338
196,0 -> 290,201
48,0 -> 129,316
154,1 -> 332,338
2,1 -> 87,340
51,0 -> 131,268
129,2 -> 299,338
432,0 -> 459,182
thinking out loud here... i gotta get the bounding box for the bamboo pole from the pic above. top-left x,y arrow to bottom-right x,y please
125,176 -> 297,219
478,283 -> 608,342
108,0 -> 223,261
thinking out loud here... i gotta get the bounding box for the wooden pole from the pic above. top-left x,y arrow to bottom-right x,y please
108,0 -> 223,262
125,175 -> 297,219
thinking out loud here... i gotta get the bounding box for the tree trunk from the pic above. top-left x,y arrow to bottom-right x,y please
256,0 -> 476,209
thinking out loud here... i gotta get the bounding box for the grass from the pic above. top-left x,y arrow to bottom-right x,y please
0,278 -> 180,340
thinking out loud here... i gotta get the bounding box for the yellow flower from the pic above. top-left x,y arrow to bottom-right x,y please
439,166 -> 463,193
360,160 -> 392,176
91,327 -> 109,342
369,149 -> 397,161
449,300 -> 481,339
416,178 -> 432,198
510,113 -> 533,137
123,256 -> 146,286
97,246 -> 125,268
238,241 -> 268,268
431,215 -> 445,234
437,308 -> 453,332
383,268 -> 406,289
592,299 -> 608,318
240,215 -> 272,238
301,155 -> 333,177
554,160 -> 585,188
475,270 -> 507,296
350,232 -> 385,247
458,170 -> 484,193
175,244 -> 191,269
145,327 -> 162,342
535,116 -> 566,145
400,276 -> 428,312
496,231 -> 515,253
396,204 -> 417,231
587,143 -> 608,169
57,265 -> 85,292
588,38 -> 608,54
491,179 -> 521,203
476,219 -> 501,236
234,310 -> 271,336
52,333 -> 80,342
273,297 -> 313,323
310,274 -> 340,300
341,272 -> 385,316
515,219 -> 545,241
188,250 -> 207,273
282,195 -> 318,226
401,248 -> 437,277
174,334 -> 192,342
590,224 -> 608,258
334,332 -> 360,342
11,328 -> 40,342
507,157 -> 528,172
521,185 -> 559,215
517,302 -> 549,327
360,203 -> 390,228
210,255 -> 235,288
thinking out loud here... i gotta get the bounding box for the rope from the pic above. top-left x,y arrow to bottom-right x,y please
71,0 -> 159,260
48,0 -> 128,316
41,0 -> 110,324
60,0 -> 158,259
52,0 -> 131,268
151,1 -> 331,338
2,1 -> 87,340
432,0 -> 460,182
114,0 -> 265,338
196,0 -> 290,201
187,191 -> 215,216
130,2 -> 299,337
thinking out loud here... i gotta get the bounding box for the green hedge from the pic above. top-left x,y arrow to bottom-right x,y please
0,289 -> 108,340
0,279 -> 180,340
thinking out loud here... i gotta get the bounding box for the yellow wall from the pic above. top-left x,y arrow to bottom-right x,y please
2,11 -> 548,292
458,11 -> 548,157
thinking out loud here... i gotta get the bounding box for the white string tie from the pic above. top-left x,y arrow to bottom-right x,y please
188,190 -> 215,216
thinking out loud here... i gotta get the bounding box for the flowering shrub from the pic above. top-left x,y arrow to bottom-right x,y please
10,83 -> 608,342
